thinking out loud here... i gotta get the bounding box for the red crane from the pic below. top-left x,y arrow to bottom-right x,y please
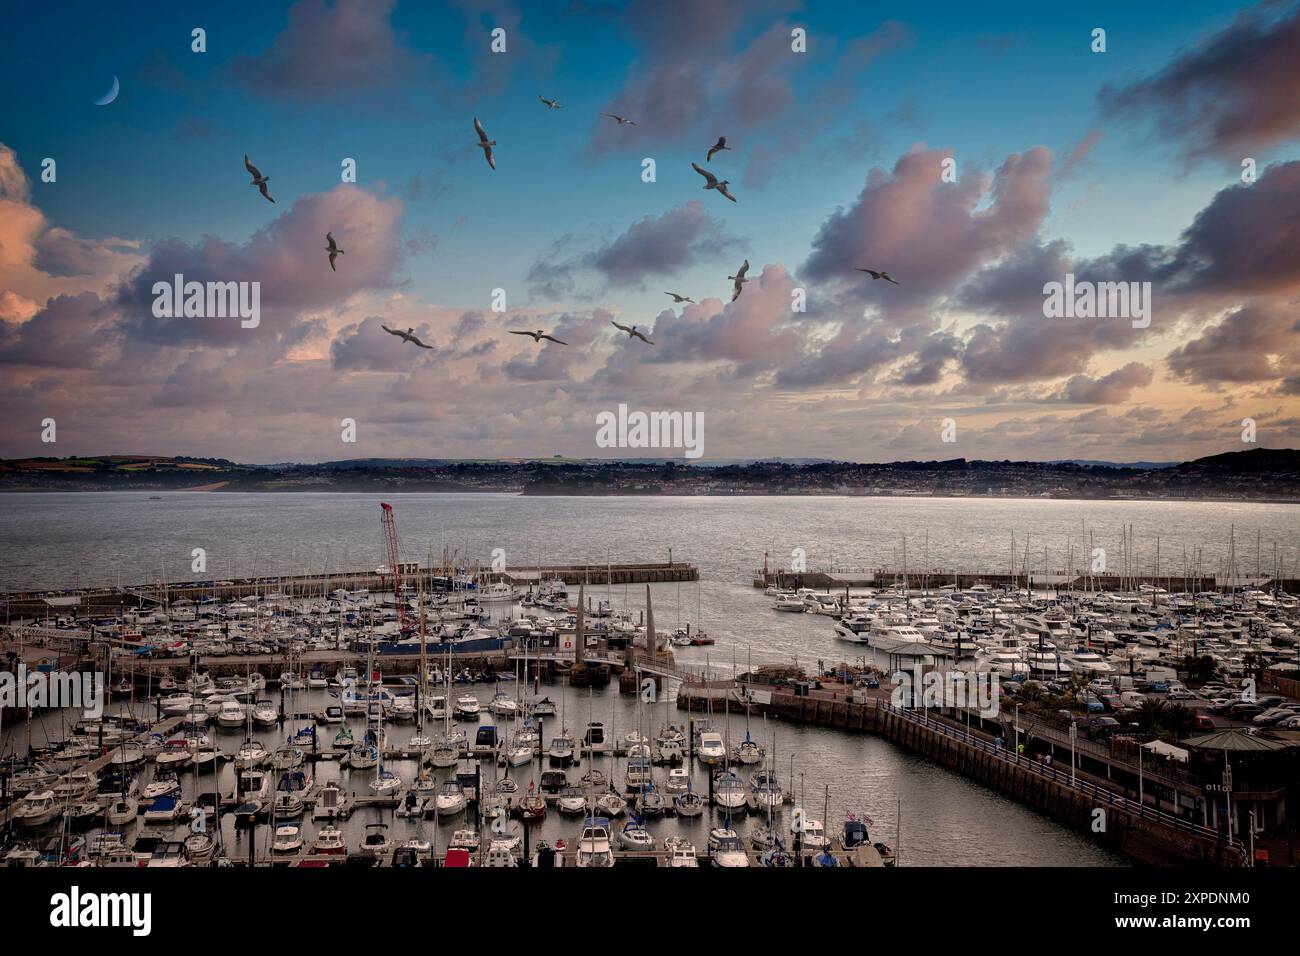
379,502 -> 411,633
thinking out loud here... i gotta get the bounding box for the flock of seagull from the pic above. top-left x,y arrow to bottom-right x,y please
242,100 -> 898,354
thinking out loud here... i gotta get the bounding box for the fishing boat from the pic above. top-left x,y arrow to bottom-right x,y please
310,826 -> 347,855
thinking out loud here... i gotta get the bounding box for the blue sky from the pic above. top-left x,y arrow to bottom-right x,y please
0,1 -> 1297,463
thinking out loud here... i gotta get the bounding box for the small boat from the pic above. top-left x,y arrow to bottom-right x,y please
106,796 -> 139,826
531,840 -> 564,868
142,772 -> 182,802
556,787 -> 589,815
733,735 -> 764,765
596,788 -> 626,818
271,746 -> 304,771
143,796 -> 183,824
272,769 -> 313,818
665,836 -> 699,867
617,817 -> 655,850
184,831 -> 215,864
531,697 -> 557,717
547,733 -> 576,766
252,701 -> 279,727
674,788 -> 705,817
575,817 -> 614,867
709,827 -> 749,867
215,700 -> 246,729
235,739 -> 269,769
517,783 -> 546,821
712,770 -> 748,810
312,782 -> 348,821
665,767 -> 690,795
192,744 -> 222,773
635,784 -> 666,817
62,801 -> 102,829
311,826 -> 348,855
453,695 -> 481,719
370,767 -> 402,794
489,692 -> 519,717
154,739 -> 195,771
449,828 -> 480,852
272,825 -> 303,853
360,823 -> 392,858
435,780 -> 467,817
321,705 -> 345,724
333,726 -> 354,748
696,731 -> 726,766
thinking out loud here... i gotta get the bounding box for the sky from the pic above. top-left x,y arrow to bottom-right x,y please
0,0 -> 1298,464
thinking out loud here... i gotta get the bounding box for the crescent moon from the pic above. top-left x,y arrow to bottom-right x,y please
94,75 -> 119,106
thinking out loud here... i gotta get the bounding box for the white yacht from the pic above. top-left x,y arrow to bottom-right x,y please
575,817 -> 615,867
1066,646 -> 1114,675
14,790 -> 59,827
696,731 -> 726,766
216,699 -> 246,728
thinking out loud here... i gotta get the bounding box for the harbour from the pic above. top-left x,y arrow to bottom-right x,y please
2,494 -> 1298,870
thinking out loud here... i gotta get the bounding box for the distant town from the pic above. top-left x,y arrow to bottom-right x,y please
1,448 -> 1297,500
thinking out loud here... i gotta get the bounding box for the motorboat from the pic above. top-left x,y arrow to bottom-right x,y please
624,757 -> 653,791
712,770 -> 748,810
518,783 -> 547,821
141,772 -> 182,802
361,823 -> 393,858
453,694 -> 481,719
575,817 -> 615,867
709,827 -> 749,867
14,790 -> 60,827
273,825 -> 303,853
733,735 -> 764,765
595,788 -> 626,818
794,814 -> 829,850
53,770 -> 97,802
489,692 -> 519,717
696,731 -> 726,766
272,768 -> 313,818
310,826 -> 348,855
235,739 -> 269,769
435,780 -> 467,817
184,831 -> 215,864
321,705 -> 345,724
666,836 -> 699,867
547,732 -> 576,766
154,738 -> 195,771
665,767 -> 690,795
252,700 -> 279,727
531,697 -> 557,717
333,726 -> 354,749
556,786 -> 589,815
214,696 -> 247,728
144,796 -> 184,824
312,782 -> 348,821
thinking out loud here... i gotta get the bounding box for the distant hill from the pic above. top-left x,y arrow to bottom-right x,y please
0,449 -> 1295,500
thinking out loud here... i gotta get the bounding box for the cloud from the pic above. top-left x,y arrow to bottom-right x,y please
1057,362 -> 1154,404
1166,302 -> 1300,386
116,184 -> 404,349
801,146 -> 1053,312
1100,4 -> 1300,161
528,201 -> 739,297
231,0 -> 429,99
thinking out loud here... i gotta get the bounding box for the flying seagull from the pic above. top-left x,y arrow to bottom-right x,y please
325,232 -> 344,272
244,155 -> 274,203
601,112 -> 638,126
381,325 -> 434,349
857,268 -> 899,285
706,136 -> 730,162
611,321 -> 654,345
691,162 -> 737,202
510,329 -> 568,345
539,95 -> 563,109
474,117 -> 496,170
664,292 -> 695,304
728,259 -> 750,302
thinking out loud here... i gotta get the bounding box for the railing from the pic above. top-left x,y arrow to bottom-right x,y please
876,699 -> 1236,848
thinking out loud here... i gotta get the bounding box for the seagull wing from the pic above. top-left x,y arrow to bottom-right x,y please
691,162 -> 718,187
611,321 -> 632,333
737,259 -> 750,280
328,252 -> 337,271
326,233 -> 338,252
884,274 -> 899,285
541,334 -> 568,345
410,335 -> 434,349
258,183 -> 275,203
633,330 -> 654,344
381,325 -> 401,337
244,155 -> 261,178
707,137 -> 726,161
718,183 -> 737,202
474,117 -> 489,142
483,145 -> 495,170
508,330 -> 532,338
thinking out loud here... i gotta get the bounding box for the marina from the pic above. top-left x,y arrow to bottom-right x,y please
2,495 -> 1298,869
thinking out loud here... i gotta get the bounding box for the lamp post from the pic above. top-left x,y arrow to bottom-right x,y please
1069,720 -> 1077,787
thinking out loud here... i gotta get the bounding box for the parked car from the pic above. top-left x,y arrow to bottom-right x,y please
1227,703 -> 1265,719
1167,688 -> 1195,700
1192,715 -> 1216,731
